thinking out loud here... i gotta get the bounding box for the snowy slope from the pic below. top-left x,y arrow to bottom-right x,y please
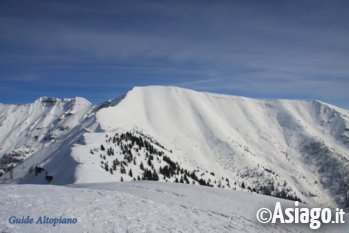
95,86 -> 349,208
0,97 -> 96,183
0,97 -> 92,153
0,97 -> 92,160
1,182 -> 347,233
1,86 -> 349,210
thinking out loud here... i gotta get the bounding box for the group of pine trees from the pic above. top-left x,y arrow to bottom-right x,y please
94,131 -> 303,202
240,181 -> 302,202
96,131 -> 303,202
92,131 -> 233,189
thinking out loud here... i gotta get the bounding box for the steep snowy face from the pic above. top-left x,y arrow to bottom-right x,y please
96,86 -> 349,208
0,97 -> 93,175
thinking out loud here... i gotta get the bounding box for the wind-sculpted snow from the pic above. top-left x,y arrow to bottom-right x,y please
96,86 -> 349,209
1,86 -> 349,210
0,182 -> 347,233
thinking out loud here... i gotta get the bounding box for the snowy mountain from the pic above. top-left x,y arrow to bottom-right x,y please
1,86 -> 349,210
0,97 -> 93,175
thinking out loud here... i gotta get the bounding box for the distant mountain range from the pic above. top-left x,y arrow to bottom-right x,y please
1,86 -> 349,209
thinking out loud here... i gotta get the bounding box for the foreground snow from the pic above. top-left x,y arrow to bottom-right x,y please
0,182 -> 347,233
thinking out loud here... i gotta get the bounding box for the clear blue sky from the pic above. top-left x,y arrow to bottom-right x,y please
0,0 -> 348,108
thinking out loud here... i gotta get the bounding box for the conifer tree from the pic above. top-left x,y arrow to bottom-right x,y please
152,170 -> 159,181
241,182 -> 245,189
129,169 -> 133,177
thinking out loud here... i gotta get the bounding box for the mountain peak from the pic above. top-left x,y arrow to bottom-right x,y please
126,85 -> 318,104
34,96 -> 91,105
1,85 -> 349,211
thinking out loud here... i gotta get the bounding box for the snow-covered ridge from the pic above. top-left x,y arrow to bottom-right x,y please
1,86 -> 349,210
0,96 -> 94,177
